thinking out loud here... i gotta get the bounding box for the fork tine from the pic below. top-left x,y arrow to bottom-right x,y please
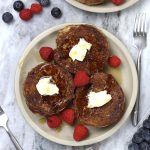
0,106 -> 4,115
140,13 -> 147,37
143,14 -> 147,37
140,13 -> 145,36
134,14 -> 138,36
137,13 -> 143,36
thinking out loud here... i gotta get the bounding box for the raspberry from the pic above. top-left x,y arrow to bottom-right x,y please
31,3 -> 42,14
112,0 -> 124,5
39,47 -> 54,61
73,124 -> 89,141
19,9 -> 33,21
47,115 -> 62,128
61,108 -> 75,125
73,71 -> 90,87
108,55 -> 121,68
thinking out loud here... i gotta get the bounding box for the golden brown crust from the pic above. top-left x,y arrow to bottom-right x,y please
75,72 -> 125,127
76,0 -> 105,5
54,25 -> 110,74
24,63 -> 75,116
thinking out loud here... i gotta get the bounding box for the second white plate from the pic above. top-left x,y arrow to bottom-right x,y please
65,0 -> 138,13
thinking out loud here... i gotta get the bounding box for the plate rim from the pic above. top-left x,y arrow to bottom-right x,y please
15,23 -> 138,146
65,0 -> 139,13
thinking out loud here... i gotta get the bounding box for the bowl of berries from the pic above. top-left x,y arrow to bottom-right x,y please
127,111 -> 150,150
15,23 -> 138,146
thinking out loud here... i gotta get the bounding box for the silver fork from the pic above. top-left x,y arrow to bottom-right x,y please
132,13 -> 147,126
0,106 -> 23,150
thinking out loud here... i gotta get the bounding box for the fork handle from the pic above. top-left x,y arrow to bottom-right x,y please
132,49 -> 142,126
4,125 -> 23,150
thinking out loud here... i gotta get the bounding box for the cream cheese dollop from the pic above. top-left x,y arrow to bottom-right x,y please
36,77 -> 59,96
87,90 -> 112,108
69,38 -> 92,61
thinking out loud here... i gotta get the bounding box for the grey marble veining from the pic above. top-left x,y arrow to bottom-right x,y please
0,0 -> 150,149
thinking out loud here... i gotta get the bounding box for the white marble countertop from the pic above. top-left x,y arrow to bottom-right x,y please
0,0 -> 150,150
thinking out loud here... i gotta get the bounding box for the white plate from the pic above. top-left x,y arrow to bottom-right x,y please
65,0 -> 138,13
15,23 -> 138,146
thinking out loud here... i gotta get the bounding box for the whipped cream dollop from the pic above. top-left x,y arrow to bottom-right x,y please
87,90 -> 112,108
36,77 -> 59,96
69,38 -> 92,61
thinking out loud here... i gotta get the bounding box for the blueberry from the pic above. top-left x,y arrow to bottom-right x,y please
38,0 -> 50,7
13,1 -> 24,12
139,142 -> 150,150
51,7 -> 62,18
132,133 -> 143,144
2,12 -> 13,23
143,119 -> 150,129
142,131 -> 150,142
128,143 -> 139,150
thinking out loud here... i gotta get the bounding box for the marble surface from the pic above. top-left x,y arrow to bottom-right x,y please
0,0 -> 150,150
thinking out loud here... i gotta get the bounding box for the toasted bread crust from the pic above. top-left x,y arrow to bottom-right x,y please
54,25 -> 110,74
75,72 -> 125,127
24,63 -> 75,116
76,0 -> 105,5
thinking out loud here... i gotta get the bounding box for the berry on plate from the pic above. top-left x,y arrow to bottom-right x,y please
73,124 -> 89,141
73,71 -> 90,87
47,115 -> 62,128
39,47 -> 54,61
13,1 -> 24,12
31,3 -> 43,14
2,12 -> 13,23
61,108 -> 75,125
19,9 -> 33,21
37,0 -> 50,7
112,0 -> 124,5
51,7 -> 62,18
108,55 -> 121,68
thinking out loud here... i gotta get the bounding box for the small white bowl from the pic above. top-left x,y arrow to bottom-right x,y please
65,0 -> 138,13
15,23 -> 138,146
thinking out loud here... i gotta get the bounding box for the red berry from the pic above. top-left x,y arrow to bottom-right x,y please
108,55 -> 121,68
39,47 -> 54,61
74,71 -> 90,87
31,3 -> 42,14
19,9 -> 33,21
73,124 -> 89,141
112,0 -> 124,5
47,115 -> 62,128
61,108 -> 75,125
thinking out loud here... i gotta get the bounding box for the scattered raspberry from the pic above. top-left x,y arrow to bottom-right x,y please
74,71 -> 90,87
31,3 -> 42,14
39,47 -> 54,61
61,108 -> 75,125
108,55 -> 121,68
73,124 -> 89,141
112,0 -> 124,5
19,9 -> 33,21
47,115 -> 62,128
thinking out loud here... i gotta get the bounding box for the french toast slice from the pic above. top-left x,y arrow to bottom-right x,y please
54,25 -> 110,74
76,0 -> 106,5
75,72 -> 125,127
24,63 -> 75,116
